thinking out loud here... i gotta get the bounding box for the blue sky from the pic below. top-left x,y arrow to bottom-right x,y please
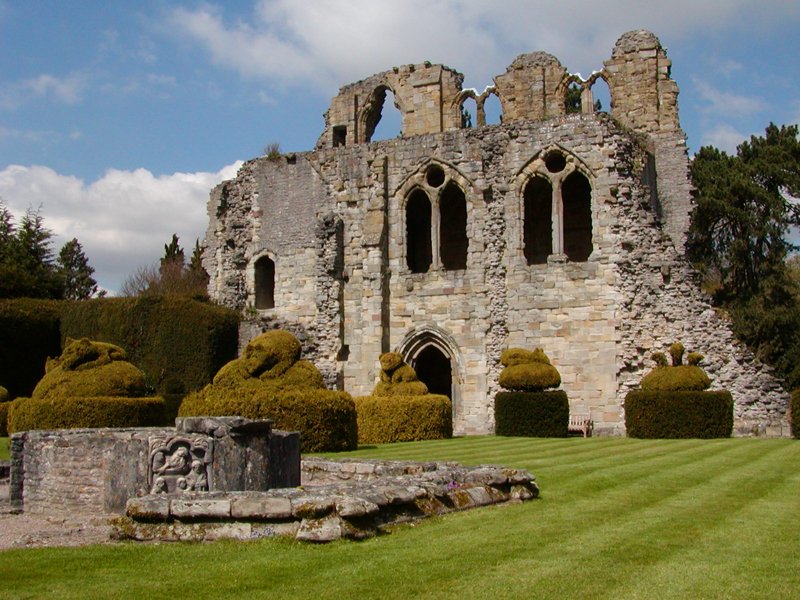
1,0 -> 798,293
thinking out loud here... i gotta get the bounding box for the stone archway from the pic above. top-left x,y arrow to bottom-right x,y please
414,345 -> 452,398
397,325 -> 464,423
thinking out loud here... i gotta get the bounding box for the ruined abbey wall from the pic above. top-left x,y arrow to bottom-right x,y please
205,31 -> 790,436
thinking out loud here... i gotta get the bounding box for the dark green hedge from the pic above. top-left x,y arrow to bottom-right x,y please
353,394 -> 452,444
60,297 -> 239,395
7,396 -> 166,433
624,390 -> 733,438
0,401 -> 10,437
791,389 -> 800,440
179,387 -> 358,452
0,299 -> 62,399
494,391 -> 569,437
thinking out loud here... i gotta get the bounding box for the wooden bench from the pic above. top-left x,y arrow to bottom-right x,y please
568,414 -> 594,438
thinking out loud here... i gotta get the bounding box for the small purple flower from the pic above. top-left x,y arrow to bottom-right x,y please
446,481 -> 461,490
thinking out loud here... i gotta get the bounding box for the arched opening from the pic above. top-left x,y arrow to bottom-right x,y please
589,77 -> 610,114
483,92 -> 503,125
564,82 -> 583,114
413,345 -> 452,399
406,190 -> 432,273
562,171 -> 593,262
460,97 -> 477,129
439,182 -> 468,270
365,87 -> 402,142
254,256 -> 275,309
523,176 -> 552,265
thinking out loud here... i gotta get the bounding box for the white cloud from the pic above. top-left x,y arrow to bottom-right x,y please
167,0 -> 800,92
693,78 -> 766,117
0,161 -> 242,294
701,123 -> 746,154
0,72 -> 86,109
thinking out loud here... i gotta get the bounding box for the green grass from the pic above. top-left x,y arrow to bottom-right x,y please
1,437 -> 799,599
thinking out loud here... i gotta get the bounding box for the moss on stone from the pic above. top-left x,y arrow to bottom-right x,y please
498,347 -> 561,391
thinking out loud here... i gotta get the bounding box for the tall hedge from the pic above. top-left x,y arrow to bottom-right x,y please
59,297 -> 239,395
495,391 -> 569,437
791,389 -> 800,439
624,390 -> 733,438
0,299 -> 62,398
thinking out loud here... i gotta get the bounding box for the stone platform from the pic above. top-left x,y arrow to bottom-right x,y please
114,458 -> 539,543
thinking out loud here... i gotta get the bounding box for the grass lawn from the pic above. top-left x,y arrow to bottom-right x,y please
1,437 -> 798,599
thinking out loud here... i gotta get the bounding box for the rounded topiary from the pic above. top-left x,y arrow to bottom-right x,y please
374,352 -> 428,396
498,347 -> 561,392
179,330 -> 357,452
626,342 -> 731,439
33,338 -> 147,400
0,385 -> 9,403
639,343 -> 711,392
353,352 -> 452,444
8,338 -> 163,433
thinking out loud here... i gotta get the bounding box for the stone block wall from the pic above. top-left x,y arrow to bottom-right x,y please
205,31 -> 790,437
10,418 -> 301,515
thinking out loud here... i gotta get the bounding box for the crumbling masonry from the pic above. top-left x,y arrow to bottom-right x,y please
205,30 -> 789,436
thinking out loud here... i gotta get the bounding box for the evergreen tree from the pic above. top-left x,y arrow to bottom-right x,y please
688,123 -> 800,387
58,238 -> 98,300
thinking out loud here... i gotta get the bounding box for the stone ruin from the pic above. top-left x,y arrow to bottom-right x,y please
204,30 -> 790,436
8,418 -> 538,543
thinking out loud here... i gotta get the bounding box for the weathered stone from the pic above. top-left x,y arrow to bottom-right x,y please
204,30 -> 789,437
126,495 -> 170,520
230,495 -> 292,519
170,497 -> 231,519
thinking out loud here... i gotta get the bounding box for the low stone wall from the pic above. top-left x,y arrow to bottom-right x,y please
115,459 -> 539,543
11,418 -> 300,515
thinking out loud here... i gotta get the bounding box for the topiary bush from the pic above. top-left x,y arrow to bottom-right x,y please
178,330 -> 358,452
625,342 -> 732,438
354,394 -> 452,444
494,347 -> 568,437
351,352 -> 452,444
7,337 -> 165,434
791,389 -> 800,440
32,338 -> 147,401
498,347 -> 561,391
624,390 -> 733,438
8,396 -> 165,432
495,391 -> 569,437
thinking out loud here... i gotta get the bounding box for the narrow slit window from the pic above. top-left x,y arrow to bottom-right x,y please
439,183 -> 468,270
523,177 -> 552,265
562,172 -> 593,262
254,256 -> 275,309
406,190 -> 432,273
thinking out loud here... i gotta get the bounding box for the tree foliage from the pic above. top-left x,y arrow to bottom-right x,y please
688,123 -> 800,387
0,201 -> 91,300
121,234 -> 209,299
58,238 -> 99,300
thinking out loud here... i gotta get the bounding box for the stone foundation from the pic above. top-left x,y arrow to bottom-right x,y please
10,417 -> 300,515
115,458 -> 539,543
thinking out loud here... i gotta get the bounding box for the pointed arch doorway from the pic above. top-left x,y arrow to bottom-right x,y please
397,325 -> 464,426
414,345 -> 452,399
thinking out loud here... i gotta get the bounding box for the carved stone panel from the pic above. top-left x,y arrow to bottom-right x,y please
148,435 -> 213,494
